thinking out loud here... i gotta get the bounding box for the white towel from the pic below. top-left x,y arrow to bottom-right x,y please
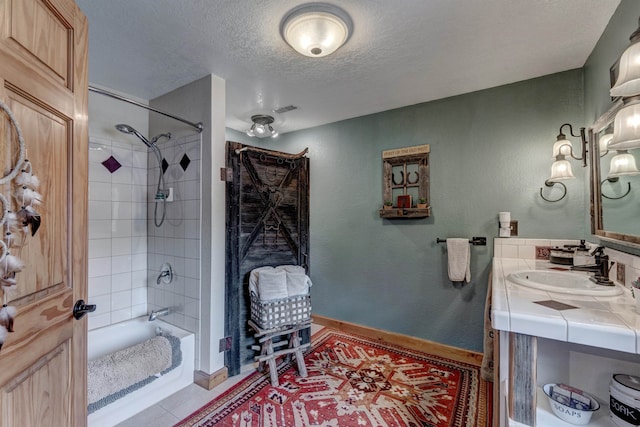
257,269 -> 289,301
446,238 -> 471,283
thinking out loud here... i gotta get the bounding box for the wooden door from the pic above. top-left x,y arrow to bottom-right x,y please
225,142 -> 310,376
0,0 -> 88,425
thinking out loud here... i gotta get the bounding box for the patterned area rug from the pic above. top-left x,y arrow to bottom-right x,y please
177,328 -> 492,427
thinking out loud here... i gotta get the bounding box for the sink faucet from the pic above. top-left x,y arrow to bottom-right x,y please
570,246 -> 615,285
149,307 -> 170,321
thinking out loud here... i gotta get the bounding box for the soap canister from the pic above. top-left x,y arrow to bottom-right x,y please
610,374 -> 640,427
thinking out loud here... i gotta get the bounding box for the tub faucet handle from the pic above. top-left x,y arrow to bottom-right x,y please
157,262 -> 173,285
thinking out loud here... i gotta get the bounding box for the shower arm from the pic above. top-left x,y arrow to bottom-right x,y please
89,86 -> 204,133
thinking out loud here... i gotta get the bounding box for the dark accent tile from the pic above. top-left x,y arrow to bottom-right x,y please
161,158 -> 169,175
534,300 -> 579,311
535,246 -> 552,260
101,155 -> 122,173
180,153 -> 191,172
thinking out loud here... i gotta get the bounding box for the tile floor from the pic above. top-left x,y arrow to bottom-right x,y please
115,323 -> 324,427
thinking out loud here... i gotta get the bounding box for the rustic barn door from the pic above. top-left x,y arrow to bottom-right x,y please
0,0 -> 88,425
225,142 -> 309,376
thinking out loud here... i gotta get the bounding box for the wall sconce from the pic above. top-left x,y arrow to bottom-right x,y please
599,125 -> 614,156
540,123 -> 587,202
609,18 -> 640,151
246,114 -> 279,138
550,123 -> 587,166
610,18 -> 640,97
609,149 -> 640,177
600,149 -> 638,200
609,96 -> 640,150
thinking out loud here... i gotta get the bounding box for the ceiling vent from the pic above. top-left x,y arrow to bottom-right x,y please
273,105 -> 298,114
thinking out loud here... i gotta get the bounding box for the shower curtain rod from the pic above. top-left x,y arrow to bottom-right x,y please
88,86 -> 204,133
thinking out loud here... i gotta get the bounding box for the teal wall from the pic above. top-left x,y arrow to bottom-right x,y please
229,69 -> 585,352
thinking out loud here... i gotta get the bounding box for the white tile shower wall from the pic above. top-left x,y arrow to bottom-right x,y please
147,133 -> 201,366
87,137 -> 148,330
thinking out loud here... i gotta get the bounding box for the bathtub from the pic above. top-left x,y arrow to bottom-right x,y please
87,317 -> 195,427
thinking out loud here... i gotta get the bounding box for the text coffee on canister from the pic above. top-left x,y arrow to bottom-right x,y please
610,374 -> 640,426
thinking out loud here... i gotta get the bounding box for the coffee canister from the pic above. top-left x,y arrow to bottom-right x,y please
610,374 -> 640,426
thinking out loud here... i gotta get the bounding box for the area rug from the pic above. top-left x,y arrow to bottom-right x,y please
176,328 -> 492,427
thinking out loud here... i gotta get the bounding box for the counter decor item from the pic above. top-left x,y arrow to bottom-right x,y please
610,374 -> 640,427
550,247 -> 576,265
397,194 -> 412,208
499,211 -> 511,237
543,383 -> 600,425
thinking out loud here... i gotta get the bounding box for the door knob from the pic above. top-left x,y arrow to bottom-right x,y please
73,299 -> 96,320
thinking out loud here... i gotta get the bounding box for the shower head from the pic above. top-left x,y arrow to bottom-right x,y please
115,123 -> 135,134
151,132 -> 172,144
115,123 -> 152,148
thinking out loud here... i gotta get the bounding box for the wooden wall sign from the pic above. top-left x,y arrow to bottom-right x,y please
380,144 -> 430,218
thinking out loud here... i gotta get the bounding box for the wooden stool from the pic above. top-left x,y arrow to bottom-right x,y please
248,319 -> 310,387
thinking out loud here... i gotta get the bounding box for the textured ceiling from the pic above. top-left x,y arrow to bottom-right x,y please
76,0 -> 621,135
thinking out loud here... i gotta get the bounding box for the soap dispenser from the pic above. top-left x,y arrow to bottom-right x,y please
573,240 -> 593,265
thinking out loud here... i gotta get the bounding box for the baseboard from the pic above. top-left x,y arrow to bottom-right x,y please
194,367 -> 228,390
312,314 -> 484,366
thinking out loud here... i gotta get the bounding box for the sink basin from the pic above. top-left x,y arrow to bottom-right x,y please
507,270 -> 623,296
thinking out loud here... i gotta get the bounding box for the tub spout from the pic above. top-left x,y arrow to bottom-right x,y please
149,307 -> 170,321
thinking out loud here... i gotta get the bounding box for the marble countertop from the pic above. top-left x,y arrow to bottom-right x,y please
492,257 -> 640,354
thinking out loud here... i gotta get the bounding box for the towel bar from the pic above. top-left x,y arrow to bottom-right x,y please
437,237 -> 486,246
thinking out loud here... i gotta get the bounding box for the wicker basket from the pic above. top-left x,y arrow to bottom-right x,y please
250,292 -> 312,330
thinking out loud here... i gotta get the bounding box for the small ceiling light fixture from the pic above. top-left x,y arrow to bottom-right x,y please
246,114 -> 279,139
280,3 -> 353,58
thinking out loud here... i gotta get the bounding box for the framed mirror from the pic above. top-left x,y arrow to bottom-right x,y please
590,99 -> 640,247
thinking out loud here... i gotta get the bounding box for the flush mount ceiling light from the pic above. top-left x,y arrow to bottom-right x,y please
246,114 -> 279,138
280,3 -> 353,58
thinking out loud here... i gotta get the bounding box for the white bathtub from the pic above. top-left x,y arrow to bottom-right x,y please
87,316 -> 195,427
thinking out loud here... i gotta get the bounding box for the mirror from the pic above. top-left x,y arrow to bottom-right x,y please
590,100 -> 640,246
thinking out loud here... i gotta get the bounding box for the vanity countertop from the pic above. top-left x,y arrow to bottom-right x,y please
492,257 -> 640,353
